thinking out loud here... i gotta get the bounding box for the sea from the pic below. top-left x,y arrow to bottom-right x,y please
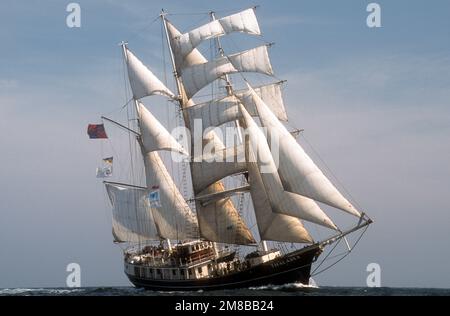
1,284 -> 449,296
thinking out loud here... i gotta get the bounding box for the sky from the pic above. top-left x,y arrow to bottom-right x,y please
1,0 -> 450,288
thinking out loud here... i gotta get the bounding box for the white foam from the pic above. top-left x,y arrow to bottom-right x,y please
249,281 -> 319,291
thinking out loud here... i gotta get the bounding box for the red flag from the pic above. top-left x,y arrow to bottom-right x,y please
87,124 -> 108,139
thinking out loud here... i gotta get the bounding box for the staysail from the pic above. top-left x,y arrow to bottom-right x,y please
136,101 -> 199,240
142,151 -> 199,240
137,101 -> 188,155
124,47 -> 175,99
247,161 -> 314,243
239,86 -> 361,217
239,103 -> 337,230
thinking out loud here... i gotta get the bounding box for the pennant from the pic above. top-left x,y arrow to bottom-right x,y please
87,124 -> 108,139
96,165 -> 113,178
148,188 -> 161,208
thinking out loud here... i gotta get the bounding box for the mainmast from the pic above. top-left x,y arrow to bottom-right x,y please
161,11 -> 200,252
209,11 -> 233,95
161,11 -> 188,112
208,11 -> 264,250
160,9 -> 257,246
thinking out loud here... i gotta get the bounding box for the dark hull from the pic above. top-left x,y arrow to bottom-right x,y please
126,245 -> 321,291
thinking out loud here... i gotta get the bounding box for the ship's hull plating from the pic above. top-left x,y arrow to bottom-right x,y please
125,245 -> 321,291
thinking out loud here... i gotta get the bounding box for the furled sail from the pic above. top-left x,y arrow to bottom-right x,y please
185,82 -> 287,133
124,47 -> 175,99
173,8 -> 261,60
166,21 -> 208,71
137,101 -> 188,155
181,45 -> 273,99
239,103 -> 337,230
240,86 -> 361,217
105,183 -> 159,242
142,151 -> 199,240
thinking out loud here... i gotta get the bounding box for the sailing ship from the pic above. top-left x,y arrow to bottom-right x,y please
91,7 -> 372,291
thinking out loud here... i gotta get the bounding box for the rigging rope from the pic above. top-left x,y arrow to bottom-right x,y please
300,133 -> 363,211
311,225 -> 369,276
120,47 -> 143,248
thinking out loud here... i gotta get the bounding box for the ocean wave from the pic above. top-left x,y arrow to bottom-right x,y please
2,286 -> 450,296
0,288 -> 36,295
0,288 -> 84,296
248,282 -> 319,291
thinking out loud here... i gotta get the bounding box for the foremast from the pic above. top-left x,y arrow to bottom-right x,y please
120,42 -> 175,250
104,39 -> 200,247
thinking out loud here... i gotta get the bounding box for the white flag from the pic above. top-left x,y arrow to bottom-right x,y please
96,165 -> 113,178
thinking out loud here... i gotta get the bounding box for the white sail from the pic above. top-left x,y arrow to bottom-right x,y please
196,182 -> 256,245
186,82 -> 287,133
219,8 -> 260,35
166,21 -> 208,71
235,82 -> 288,122
175,20 -> 224,58
173,8 -> 261,60
247,160 -> 313,244
239,103 -> 337,230
190,129 -> 255,244
192,144 -> 246,194
143,151 -> 199,240
105,183 -> 159,242
137,101 -> 188,155
242,86 -> 361,217
181,45 -> 273,99
125,47 -> 175,99
228,45 -> 273,75
187,95 -> 241,132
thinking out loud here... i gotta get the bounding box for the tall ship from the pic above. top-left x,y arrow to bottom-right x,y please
88,7 -> 372,291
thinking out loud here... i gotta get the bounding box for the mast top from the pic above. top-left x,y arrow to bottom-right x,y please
160,9 -> 168,18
